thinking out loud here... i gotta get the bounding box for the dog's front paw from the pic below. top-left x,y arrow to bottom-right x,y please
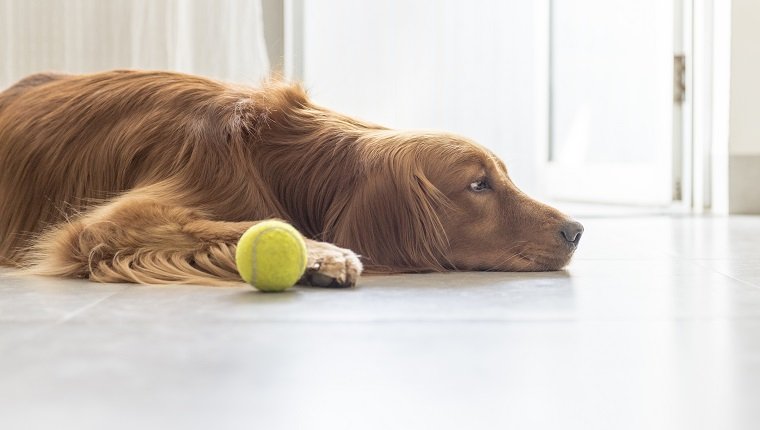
299,240 -> 363,288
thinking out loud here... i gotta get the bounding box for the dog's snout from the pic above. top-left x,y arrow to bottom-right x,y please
559,221 -> 584,246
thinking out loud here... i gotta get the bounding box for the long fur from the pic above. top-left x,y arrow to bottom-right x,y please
0,70 -> 578,285
0,71 -> 460,284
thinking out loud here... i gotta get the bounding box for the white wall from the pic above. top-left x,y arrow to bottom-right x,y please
728,0 -> 760,156
727,0 -> 760,213
300,0 -> 540,194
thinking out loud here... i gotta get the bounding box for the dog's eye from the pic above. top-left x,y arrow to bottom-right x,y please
469,179 -> 490,192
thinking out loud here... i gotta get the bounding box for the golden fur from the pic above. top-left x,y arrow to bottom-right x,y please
0,70 -> 581,287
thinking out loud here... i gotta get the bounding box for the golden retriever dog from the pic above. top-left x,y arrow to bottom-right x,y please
0,70 -> 583,287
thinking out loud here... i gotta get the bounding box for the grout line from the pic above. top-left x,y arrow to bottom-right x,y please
15,315 -> 760,325
0,288 -> 128,351
15,287 -> 130,337
705,270 -> 760,290
689,259 -> 760,290
54,288 -> 128,326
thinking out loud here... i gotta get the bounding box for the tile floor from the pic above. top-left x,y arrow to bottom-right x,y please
1,215 -> 760,430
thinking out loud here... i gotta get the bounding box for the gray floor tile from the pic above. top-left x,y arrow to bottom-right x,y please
1,215 -> 760,430
1,320 -> 759,430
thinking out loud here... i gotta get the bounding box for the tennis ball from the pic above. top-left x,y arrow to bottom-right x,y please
235,221 -> 308,292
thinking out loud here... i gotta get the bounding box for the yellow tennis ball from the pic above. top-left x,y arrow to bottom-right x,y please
235,221 -> 308,292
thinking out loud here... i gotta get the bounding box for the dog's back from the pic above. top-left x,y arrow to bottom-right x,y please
0,73 -> 71,263
0,71 -> 264,264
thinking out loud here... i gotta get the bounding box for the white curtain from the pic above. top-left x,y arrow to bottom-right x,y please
0,0 -> 270,88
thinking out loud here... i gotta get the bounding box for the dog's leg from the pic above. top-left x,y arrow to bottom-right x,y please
17,189 -> 362,287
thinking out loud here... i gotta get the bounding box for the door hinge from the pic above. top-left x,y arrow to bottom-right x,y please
674,54 -> 686,103
673,178 -> 683,201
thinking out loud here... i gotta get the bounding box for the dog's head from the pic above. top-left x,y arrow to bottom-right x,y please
332,131 -> 583,272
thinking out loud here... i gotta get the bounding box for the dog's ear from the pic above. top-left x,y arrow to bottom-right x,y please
327,162 -> 452,273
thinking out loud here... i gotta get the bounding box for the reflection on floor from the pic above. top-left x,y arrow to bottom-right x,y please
1,215 -> 760,430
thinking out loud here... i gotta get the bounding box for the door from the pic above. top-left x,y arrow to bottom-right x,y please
546,0 -> 684,205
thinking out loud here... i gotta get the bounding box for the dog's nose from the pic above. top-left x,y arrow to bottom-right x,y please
560,221 -> 584,246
